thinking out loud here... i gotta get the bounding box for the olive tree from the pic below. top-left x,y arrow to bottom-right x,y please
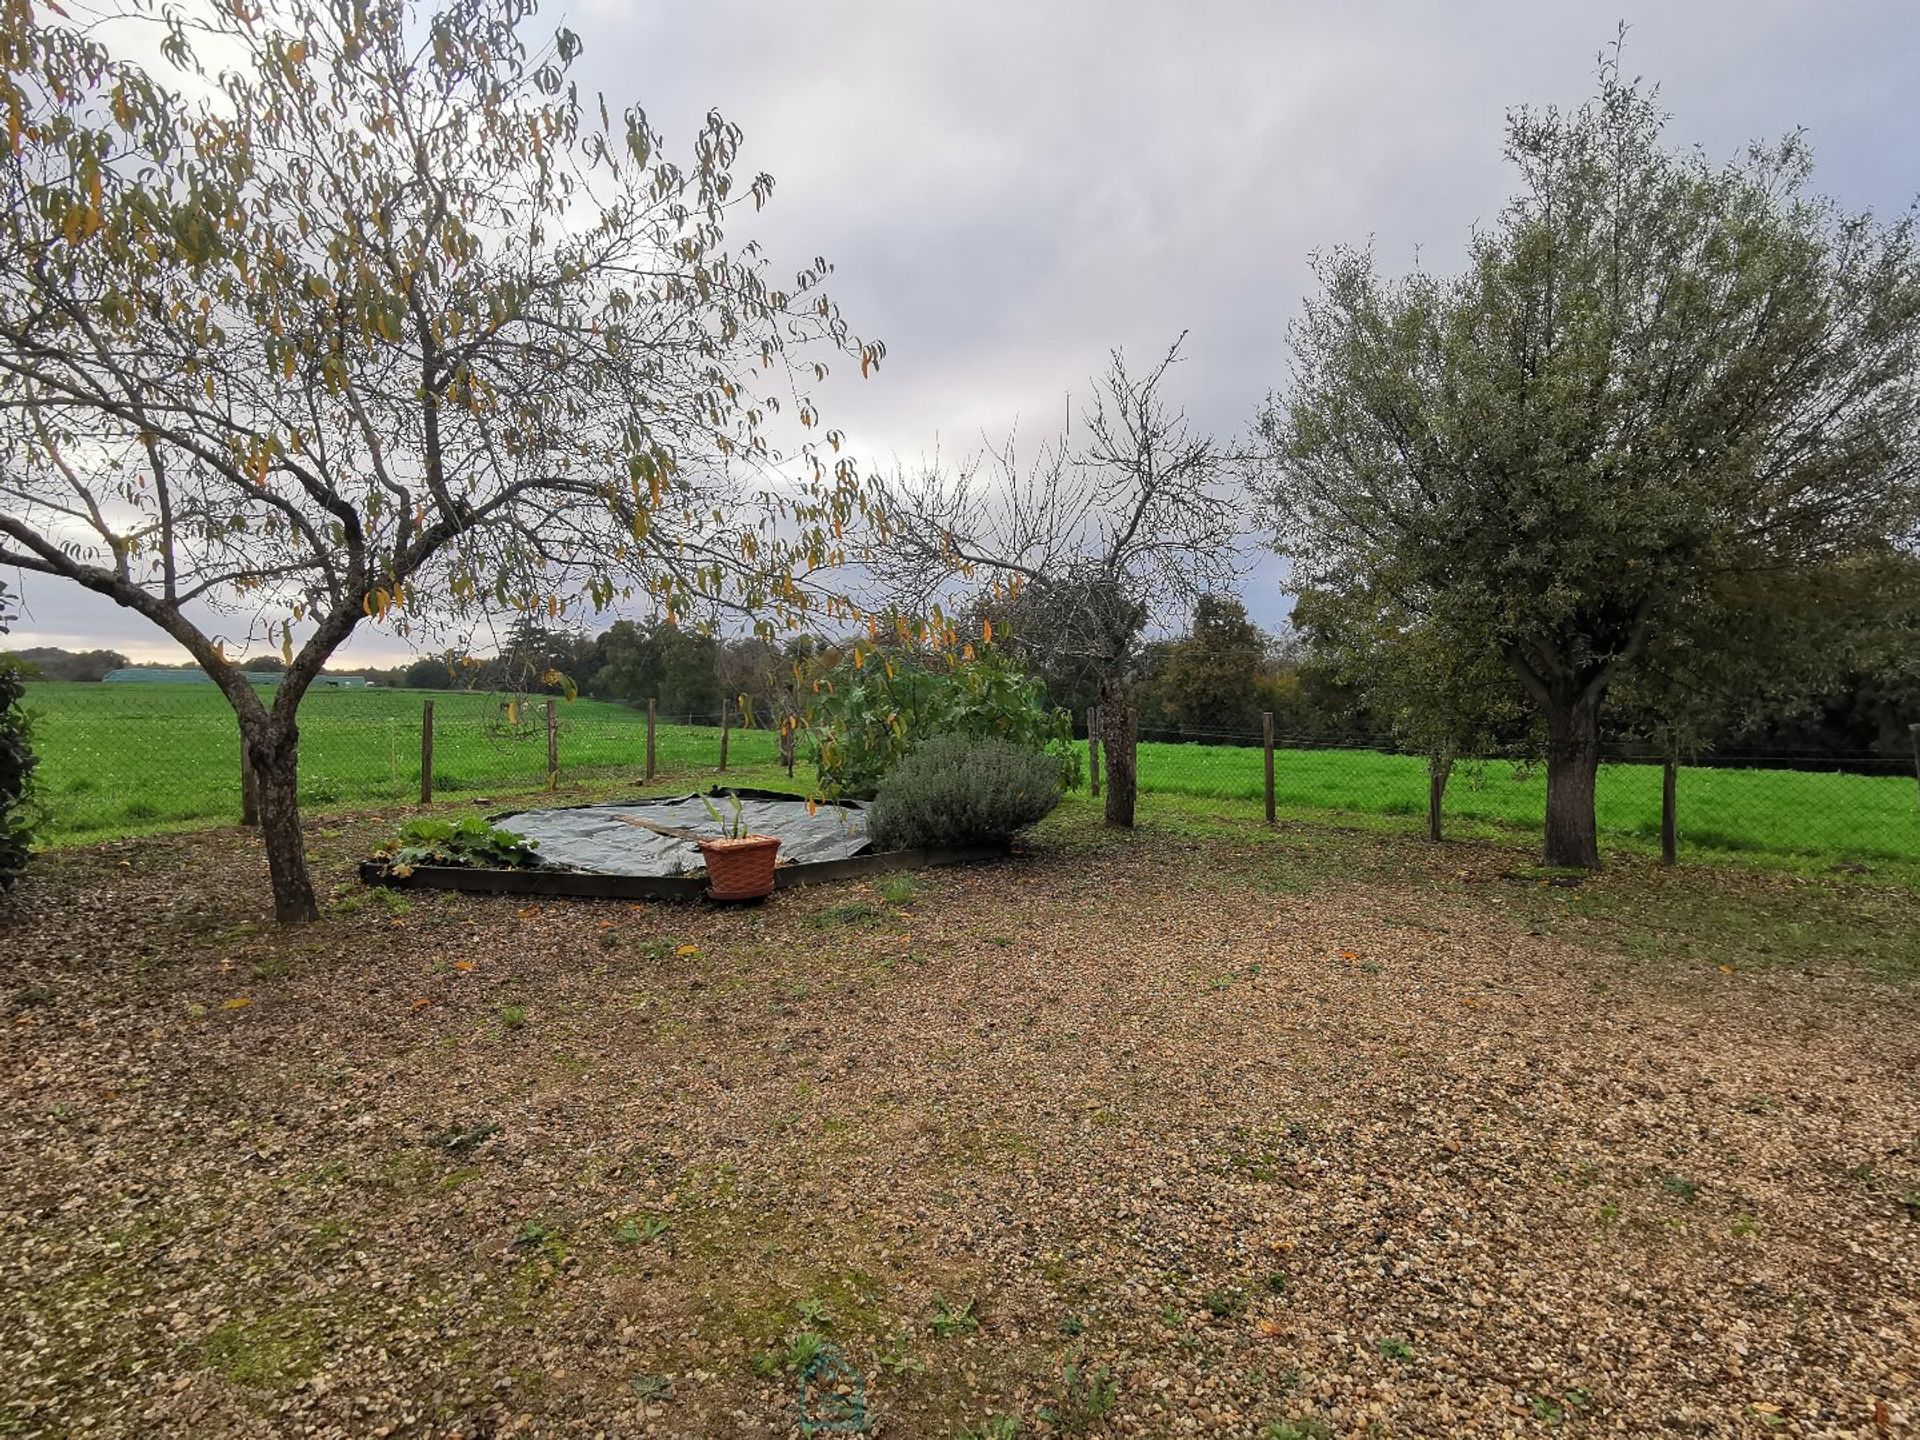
1259,68 -> 1920,868
873,341 -> 1241,827
0,0 -> 881,918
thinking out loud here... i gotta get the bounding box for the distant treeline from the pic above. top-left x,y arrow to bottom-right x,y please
14,599 -> 1915,763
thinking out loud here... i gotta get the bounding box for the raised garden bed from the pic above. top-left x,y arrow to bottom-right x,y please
357,840 -> 1009,902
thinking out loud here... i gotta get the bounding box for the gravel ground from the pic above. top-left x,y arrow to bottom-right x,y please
1,799 -> 1916,1439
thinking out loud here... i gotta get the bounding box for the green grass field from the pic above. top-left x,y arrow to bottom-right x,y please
22,682 -> 781,842
20,682 -> 1920,869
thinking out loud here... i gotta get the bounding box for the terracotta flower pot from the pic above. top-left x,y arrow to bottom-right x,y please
696,834 -> 781,900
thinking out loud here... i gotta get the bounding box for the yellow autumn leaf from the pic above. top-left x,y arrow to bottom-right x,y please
221,996 -> 251,1010
674,944 -> 699,956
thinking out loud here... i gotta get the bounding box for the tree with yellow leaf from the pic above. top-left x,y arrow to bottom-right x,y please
0,0 -> 881,919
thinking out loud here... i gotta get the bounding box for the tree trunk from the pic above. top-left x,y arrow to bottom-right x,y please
1427,752 -> 1453,843
1097,680 -> 1137,828
244,720 -> 319,923
1543,692 -> 1602,869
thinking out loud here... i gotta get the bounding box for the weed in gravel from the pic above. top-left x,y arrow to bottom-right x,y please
1660,1175 -> 1700,1203
1036,1358 -> 1116,1432
879,874 -> 921,907
498,1003 -> 528,1030
877,1331 -> 923,1375
1376,1336 -> 1415,1363
432,1118 -> 502,1157
750,1329 -> 830,1377
1261,1420 -> 1332,1440
957,1418 -> 1020,1440
1058,1313 -> 1085,1336
1264,1272 -> 1289,1294
929,1294 -> 979,1337
809,899 -> 885,928
611,1212 -> 671,1246
1204,1287 -> 1249,1320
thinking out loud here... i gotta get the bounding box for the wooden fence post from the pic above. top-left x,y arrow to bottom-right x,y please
1262,712 -> 1276,825
719,700 -> 731,773
1088,707 -> 1101,798
419,699 -> 434,805
1661,750 -> 1678,865
645,698 -> 657,780
1910,723 -> 1920,806
545,699 -> 558,790
240,744 -> 259,826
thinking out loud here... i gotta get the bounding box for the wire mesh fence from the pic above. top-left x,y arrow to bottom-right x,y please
24,683 -> 787,843
1105,722 -> 1920,869
22,680 -> 1920,870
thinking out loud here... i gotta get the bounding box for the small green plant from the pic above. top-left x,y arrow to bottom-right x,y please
928,1294 -> 979,1338
957,1418 -> 1019,1440
877,1332 -> 923,1375
700,790 -> 752,838
1376,1336 -> 1414,1363
612,1212 -> 671,1245
752,1329 -> 830,1376
378,815 -> 542,873
497,1004 -> 528,1030
1204,1287 -> 1248,1320
1057,1313 -> 1085,1337
433,1119 -> 502,1157
879,873 -> 921,907
1261,1420 -> 1332,1440
796,1295 -> 832,1328
1036,1360 -> 1117,1432
1264,1272 -> 1289,1294
1660,1176 -> 1699,1203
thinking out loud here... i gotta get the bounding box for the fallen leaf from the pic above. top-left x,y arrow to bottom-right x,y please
452,960 -> 475,973
1718,964 -> 1735,975
1254,1318 -> 1285,1338
515,906 -> 541,920
221,997 -> 251,1010
675,944 -> 699,956
411,998 -> 432,1011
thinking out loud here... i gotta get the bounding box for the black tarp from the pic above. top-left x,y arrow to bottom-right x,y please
493,790 -> 870,877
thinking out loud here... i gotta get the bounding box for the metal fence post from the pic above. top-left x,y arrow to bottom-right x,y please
1262,711 -> 1276,825
545,699 -> 558,790
419,699 -> 434,805
719,700 -> 731,773
1088,707 -> 1101,798
645,698 -> 657,780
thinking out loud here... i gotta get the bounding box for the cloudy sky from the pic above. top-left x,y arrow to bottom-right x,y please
9,0 -> 1919,661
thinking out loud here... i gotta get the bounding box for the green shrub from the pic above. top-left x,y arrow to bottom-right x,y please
868,736 -> 1063,851
0,584 -> 40,890
808,648 -> 1077,799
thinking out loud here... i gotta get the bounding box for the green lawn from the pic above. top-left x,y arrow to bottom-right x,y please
20,682 -> 1920,869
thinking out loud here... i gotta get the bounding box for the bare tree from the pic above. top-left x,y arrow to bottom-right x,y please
872,340 -> 1241,825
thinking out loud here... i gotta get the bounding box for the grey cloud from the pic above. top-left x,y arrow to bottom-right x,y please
11,0 -> 1917,656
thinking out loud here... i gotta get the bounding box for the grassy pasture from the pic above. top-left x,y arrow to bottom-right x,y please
20,680 -> 1920,869
22,682 -> 780,842
1130,738 -> 1920,869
